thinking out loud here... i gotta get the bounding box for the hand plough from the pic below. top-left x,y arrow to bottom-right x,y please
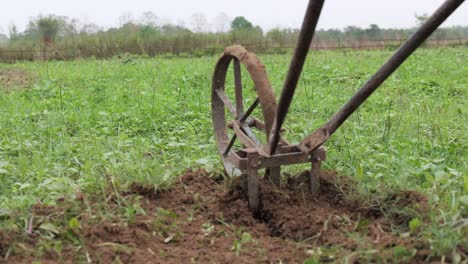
211,0 -> 465,213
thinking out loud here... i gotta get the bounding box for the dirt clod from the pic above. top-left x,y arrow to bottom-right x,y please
3,169 -> 434,263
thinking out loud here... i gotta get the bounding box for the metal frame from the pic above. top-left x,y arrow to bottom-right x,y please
212,0 -> 465,213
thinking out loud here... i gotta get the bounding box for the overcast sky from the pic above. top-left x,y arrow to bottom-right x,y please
0,0 -> 467,34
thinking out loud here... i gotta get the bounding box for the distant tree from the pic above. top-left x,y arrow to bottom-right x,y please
191,12 -> 208,32
415,13 -> 429,26
17,15 -> 66,60
253,26 -> 263,35
366,24 -> 381,40
344,26 -> 364,40
36,16 -> 62,45
316,28 -> 342,42
119,12 -> 134,26
213,12 -> 230,33
81,23 -> 101,34
0,33 -> 8,45
139,11 -> 160,27
161,24 -> 191,35
3,10 -> 468,61
8,24 -> 19,42
176,19 -> 187,29
61,18 -> 80,36
231,16 -> 253,30
266,28 -> 285,44
433,28 -> 448,40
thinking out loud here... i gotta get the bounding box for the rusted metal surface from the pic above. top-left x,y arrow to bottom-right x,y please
240,98 -> 259,123
223,99 -> 261,156
234,147 -> 314,169
225,151 -> 248,171
234,59 -> 244,118
212,45 -> 277,176
231,121 -> 268,156
260,152 -> 311,168
268,0 -> 326,155
211,0 -> 464,214
246,150 -> 260,214
267,167 -> 281,187
215,89 -> 236,117
310,146 -> 326,196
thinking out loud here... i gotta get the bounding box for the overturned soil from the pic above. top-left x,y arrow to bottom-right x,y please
2,169 -> 433,263
0,69 -> 34,91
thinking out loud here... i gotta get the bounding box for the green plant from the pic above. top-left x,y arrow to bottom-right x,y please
232,231 -> 253,256
0,47 -> 466,259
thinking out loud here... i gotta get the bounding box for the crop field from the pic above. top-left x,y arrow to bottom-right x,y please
0,47 -> 466,262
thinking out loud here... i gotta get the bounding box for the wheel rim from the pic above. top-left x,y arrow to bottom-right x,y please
211,45 -> 277,176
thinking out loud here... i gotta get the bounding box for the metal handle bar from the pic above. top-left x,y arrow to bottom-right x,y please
268,0 -> 465,155
268,0 -> 326,155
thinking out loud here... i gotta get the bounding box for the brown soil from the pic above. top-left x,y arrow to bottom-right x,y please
2,169 -> 434,263
0,69 -> 34,91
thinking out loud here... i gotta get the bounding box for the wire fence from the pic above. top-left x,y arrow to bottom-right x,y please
0,38 -> 466,63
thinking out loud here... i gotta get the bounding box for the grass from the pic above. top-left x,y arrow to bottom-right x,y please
0,47 -> 466,260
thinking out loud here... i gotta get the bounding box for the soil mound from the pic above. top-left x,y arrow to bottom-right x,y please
3,169 -> 432,263
219,171 -> 429,258
0,69 -> 34,91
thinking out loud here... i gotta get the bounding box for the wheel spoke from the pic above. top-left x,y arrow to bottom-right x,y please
234,59 -> 244,118
240,97 -> 259,122
232,122 -> 266,155
247,117 -> 265,131
212,46 -> 278,176
215,88 -> 237,117
224,125 -> 261,155
223,97 -> 261,156
241,124 -> 261,146
223,134 -> 237,156
238,97 -> 261,146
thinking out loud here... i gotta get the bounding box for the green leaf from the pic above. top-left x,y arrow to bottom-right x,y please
68,217 -> 80,229
356,163 -> 364,180
98,242 -> 134,254
241,232 -> 252,244
0,208 -> 10,217
464,174 -> 468,193
303,258 -> 319,264
393,246 -> 416,258
232,240 -> 241,256
39,222 -> 60,234
355,219 -> 370,231
458,195 -> 468,206
409,218 -> 422,234
196,158 -> 209,165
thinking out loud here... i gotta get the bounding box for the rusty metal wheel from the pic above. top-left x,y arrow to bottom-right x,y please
211,45 -> 277,177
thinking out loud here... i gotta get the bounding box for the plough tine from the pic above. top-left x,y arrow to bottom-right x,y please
211,0 -> 464,216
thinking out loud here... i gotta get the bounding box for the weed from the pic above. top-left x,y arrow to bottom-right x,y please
0,47 -> 466,258
232,231 -> 253,256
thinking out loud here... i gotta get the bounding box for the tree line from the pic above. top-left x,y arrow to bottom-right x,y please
0,13 -> 467,61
